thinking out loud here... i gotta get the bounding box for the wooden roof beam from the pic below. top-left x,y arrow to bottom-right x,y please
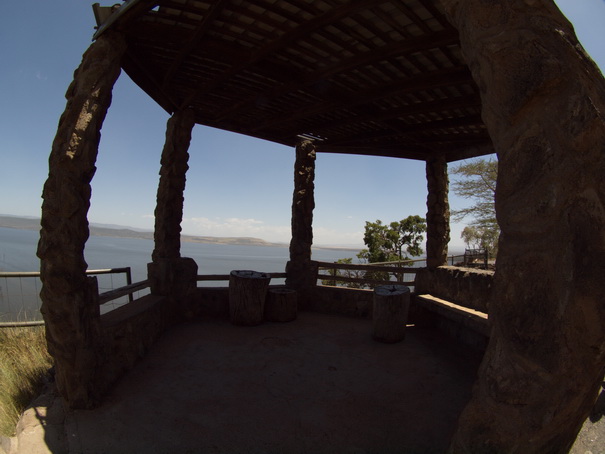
213,29 -> 459,123
320,114 -> 485,146
248,66 -> 473,134
161,0 -> 228,90
269,94 -> 482,142
179,0 -> 392,108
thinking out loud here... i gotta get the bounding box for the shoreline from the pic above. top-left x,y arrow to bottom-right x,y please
0,215 -> 362,252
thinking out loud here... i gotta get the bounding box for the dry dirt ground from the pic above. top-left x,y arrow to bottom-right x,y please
2,312 -> 604,453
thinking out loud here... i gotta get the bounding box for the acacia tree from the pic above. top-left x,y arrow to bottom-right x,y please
451,158 -> 499,254
323,215 -> 426,288
358,215 -> 426,284
361,216 -> 426,263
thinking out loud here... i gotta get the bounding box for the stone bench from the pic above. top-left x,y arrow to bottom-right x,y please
412,293 -> 491,350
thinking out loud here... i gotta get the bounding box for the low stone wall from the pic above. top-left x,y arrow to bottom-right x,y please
308,286 -> 374,318
100,294 -> 172,399
414,266 -> 493,313
194,287 -> 230,318
194,285 -> 375,320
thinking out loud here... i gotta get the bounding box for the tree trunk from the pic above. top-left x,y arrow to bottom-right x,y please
229,270 -> 271,326
372,285 -> 410,343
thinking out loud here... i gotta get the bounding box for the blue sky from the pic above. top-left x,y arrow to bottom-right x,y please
1,1 -> 604,250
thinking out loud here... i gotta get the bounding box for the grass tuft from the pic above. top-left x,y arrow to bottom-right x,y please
0,326 -> 53,437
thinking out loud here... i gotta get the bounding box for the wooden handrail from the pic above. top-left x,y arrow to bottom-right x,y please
0,268 -> 133,279
197,272 -> 287,282
99,280 -> 150,305
316,273 -> 415,287
314,260 -> 419,274
313,260 -> 420,288
0,320 -> 46,328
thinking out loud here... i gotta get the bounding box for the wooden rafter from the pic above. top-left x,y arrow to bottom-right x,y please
95,0 -> 494,162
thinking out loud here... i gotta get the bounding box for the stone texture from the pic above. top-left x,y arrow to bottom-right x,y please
425,154 -> 450,268
439,0 -> 605,451
100,294 -> 171,390
147,257 -> 198,318
152,108 -> 195,262
286,139 -> 317,296
36,31 -> 127,409
265,288 -> 298,322
414,266 -> 493,313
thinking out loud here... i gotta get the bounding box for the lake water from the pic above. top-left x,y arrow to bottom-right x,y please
0,227 -> 359,322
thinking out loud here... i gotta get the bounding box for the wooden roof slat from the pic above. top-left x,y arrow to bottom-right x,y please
95,0 -> 494,162
161,0 -> 227,90
247,66 -> 472,135
213,29 -> 458,123
321,114 -> 485,147
178,0 -> 393,108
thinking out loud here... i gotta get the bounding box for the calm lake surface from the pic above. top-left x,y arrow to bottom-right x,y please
0,227 -> 359,321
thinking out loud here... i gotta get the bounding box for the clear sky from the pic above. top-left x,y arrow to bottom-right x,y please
1,1 -> 604,251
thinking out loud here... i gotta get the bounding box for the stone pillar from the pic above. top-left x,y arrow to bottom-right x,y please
425,154 -> 450,268
152,108 -> 195,262
285,139 -> 317,299
148,109 -> 198,316
439,1 -> 605,452
36,31 -> 126,409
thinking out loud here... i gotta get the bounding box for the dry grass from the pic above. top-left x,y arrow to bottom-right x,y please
0,326 -> 53,437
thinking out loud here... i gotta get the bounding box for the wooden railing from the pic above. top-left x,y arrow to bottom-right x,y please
196,272 -> 287,283
314,260 -> 419,288
98,279 -> 150,305
0,267 -> 147,327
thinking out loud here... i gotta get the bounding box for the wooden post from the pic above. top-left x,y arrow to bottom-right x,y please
265,288 -> 298,322
229,270 -> 271,326
372,285 -> 410,343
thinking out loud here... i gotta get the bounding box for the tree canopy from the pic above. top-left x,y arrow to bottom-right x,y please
450,158 -> 499,254
360,215 -> 426,263
322,215 -> 426,288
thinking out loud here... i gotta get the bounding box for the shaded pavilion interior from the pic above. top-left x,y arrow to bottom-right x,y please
36,0 -> 605,452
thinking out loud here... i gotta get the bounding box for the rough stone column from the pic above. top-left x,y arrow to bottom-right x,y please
151,108 -> 195,262
439,0 -> 605,452
285,139 -> 317,299
36,31 -> 126,409
148,109 -> 198,314
425,154 -> 450,268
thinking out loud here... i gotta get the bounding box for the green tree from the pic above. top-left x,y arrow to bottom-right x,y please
361,215 -> 426,263
322,215 -> 426,289
461,225 -> 499,252
359,215 -> 426,283
451,158 -> 499,254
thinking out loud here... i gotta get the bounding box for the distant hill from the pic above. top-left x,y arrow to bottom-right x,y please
0,215 -> 287,248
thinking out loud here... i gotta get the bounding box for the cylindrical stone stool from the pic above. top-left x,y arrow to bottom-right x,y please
372,285 -> 411,343
229,270 -> 271,326
265,288 -> 298,322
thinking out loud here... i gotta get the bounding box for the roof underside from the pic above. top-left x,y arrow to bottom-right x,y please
94,0 -> 494,162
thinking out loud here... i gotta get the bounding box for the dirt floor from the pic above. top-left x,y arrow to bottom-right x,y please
3,312 -> 604,453
71,313 -> 482,453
